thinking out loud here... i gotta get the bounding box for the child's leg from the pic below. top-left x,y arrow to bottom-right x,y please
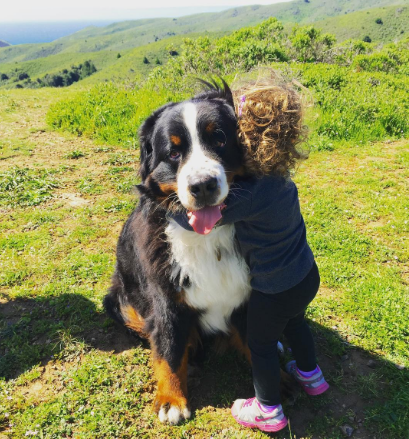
231,262 -> 324,432
247,288 -> 289,406
283,261 -> 320,372
283,310 -> 317,372
248,261 -> 321,405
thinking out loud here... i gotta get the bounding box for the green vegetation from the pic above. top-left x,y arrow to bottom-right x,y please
1,7 -> 408,439
0,0 -> 406,66
47,19 -> 409,150
0,87 -> 407,438
314,5 -> 409,43
0,33 -> 205,90
10,60 -> 98,89
0,167 -> 60,207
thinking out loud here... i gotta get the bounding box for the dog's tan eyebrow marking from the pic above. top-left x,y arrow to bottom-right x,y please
205,122 -> 215,133
170,135 -> 182,145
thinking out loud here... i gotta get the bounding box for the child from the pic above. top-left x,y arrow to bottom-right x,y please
177,76 -> 329,433
229,77 -> 329,432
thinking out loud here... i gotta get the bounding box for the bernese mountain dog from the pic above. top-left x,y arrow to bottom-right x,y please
104,80 -> 291,424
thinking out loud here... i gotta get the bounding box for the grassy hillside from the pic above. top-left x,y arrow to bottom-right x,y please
315,5 -> 408,42
1,0 -> 407,65
0,33 -> 219,90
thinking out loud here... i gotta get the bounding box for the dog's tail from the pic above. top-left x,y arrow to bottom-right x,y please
103,274 -> 126,326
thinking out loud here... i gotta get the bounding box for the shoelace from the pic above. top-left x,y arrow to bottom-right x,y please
243,397 -> 255,408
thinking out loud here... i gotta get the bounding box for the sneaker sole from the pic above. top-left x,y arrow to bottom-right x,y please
304,381 -> 330,396
231,408 -> 288,432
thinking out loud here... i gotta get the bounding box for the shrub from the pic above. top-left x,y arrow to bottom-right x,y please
38,61 -> 97,88
143,56 -> 149,64
1,73 -> 9,81
363,36 -> 372,43
375,18 -> 383,25
18,72 -> 29,80
352,42 -> 409,74
47,83 -> 187,146
290,25 -> 336,62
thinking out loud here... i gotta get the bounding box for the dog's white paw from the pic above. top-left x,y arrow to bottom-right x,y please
158,404 -> 191,424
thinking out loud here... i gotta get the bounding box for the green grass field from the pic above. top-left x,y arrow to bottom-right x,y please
0,85 -> 408,439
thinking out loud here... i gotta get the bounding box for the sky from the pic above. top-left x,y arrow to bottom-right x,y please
1,0 -> 292,22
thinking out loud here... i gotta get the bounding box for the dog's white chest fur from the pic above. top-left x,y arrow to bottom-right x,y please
166,220 -> 251,334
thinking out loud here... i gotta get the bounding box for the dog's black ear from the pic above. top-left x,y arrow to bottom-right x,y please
138,102 -> 176,181
195,77 -> 234,109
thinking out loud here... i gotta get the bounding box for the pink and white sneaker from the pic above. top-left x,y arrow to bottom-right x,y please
231,397 -> 288,432
285,360 -> 329,396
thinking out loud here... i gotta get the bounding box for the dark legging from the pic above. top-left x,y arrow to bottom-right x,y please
248,261 -> 320,406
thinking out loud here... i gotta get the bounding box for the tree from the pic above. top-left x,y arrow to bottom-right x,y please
18,72 -> 29,80
363,36 -> 372,43
117,53 -> 121,59
80,60 -> 97,79
155,57 -> 161,65
1,73 -> 9,81
143,56 -> 149,64
375,18 -> 383,25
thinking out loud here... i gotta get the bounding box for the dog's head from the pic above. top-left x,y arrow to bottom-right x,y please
138,80 -> 244,233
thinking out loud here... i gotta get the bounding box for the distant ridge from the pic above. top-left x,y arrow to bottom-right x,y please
1,0 -> 407,65
0,40 -> 10,48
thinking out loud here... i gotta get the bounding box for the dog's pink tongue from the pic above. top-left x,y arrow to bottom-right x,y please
188,205 -> 222,235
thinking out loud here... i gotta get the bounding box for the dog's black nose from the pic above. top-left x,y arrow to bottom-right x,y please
189,177 -> 218,199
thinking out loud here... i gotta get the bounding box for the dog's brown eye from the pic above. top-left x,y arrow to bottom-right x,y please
169,150 -> 181,160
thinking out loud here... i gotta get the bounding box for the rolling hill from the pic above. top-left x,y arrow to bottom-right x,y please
0,0 -> 407,65
314,5 -> 408,42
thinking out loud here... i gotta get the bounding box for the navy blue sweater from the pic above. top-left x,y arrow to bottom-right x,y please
172,175 -> 314,294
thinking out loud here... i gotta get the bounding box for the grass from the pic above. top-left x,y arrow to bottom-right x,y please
0,82 -> 408,439
311,5 -> 409,43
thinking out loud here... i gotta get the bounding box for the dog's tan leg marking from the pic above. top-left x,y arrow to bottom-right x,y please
229,327 -> 252,363
120,305 -> 148,338
152,344 -> 191,424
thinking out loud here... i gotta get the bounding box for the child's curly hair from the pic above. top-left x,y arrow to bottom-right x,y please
233,74 -> 308,177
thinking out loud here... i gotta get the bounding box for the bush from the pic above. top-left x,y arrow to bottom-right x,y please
290,25 -> 336,62
143,57 -> 149,64
18,72 -> 29,80
40,61 -> 97,88
0,73 -> 9,81
363,36 -> 372,43
375,18 -> 383,25
47,83 -> 187,146
352,41 -> 409,74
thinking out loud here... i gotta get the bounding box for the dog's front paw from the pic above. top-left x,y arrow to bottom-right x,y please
154,395 -> 191,424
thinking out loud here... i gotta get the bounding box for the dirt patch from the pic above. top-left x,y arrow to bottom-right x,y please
59,192 -> 90,207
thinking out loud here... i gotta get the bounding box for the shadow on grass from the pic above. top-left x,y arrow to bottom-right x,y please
0,294 -> 407,438
0,293 -> 137,380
